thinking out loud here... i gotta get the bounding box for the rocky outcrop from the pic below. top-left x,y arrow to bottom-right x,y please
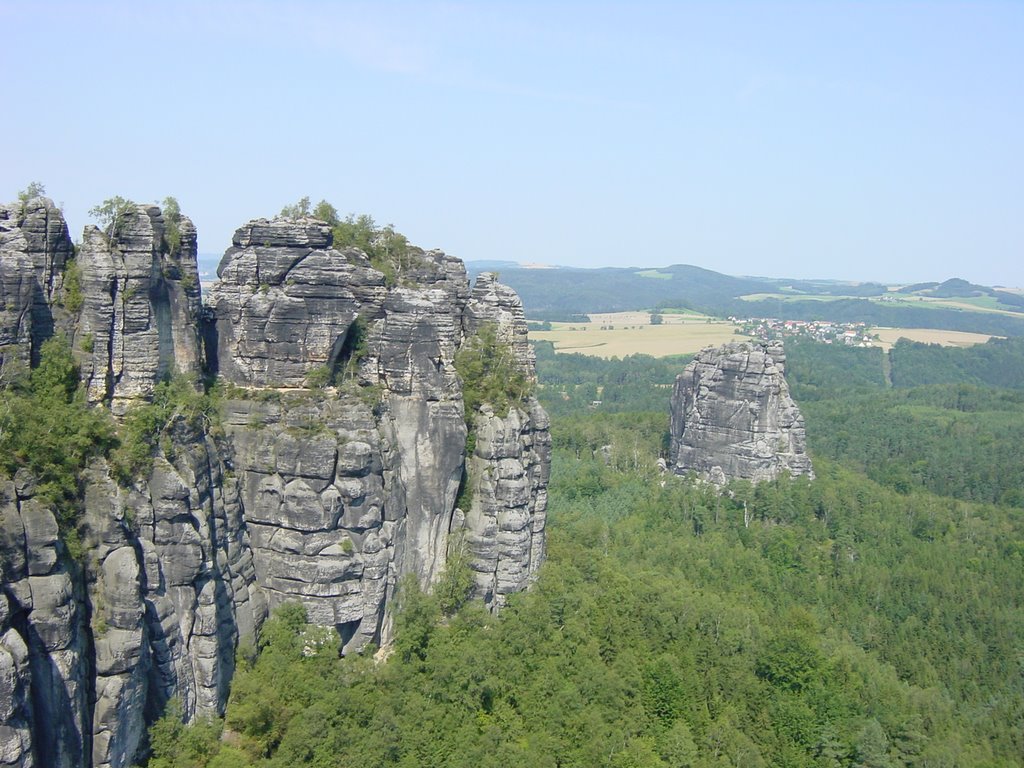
79,415 -> 263,768
669,341 -> 813,484
0,197 -> 73,378
457,273 -> 550,608
0,431 -> 261,768
463,272 -> 537,371
76,205 -> 203,415
207,222 -> 548,628
206,218 -> 386,387
222,393 -> 387,653
0,475 -> 90,768
368,255 -> 471,594
0,203 -> 550,767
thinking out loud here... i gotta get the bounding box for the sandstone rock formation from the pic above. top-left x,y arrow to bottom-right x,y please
1,474 -> 89,768
206,217 -> 385,387
0,202 -> 549,767
76,205 -> 203,415
669,341 -> 813,484
457,273 -> 549,606
0,196 -> 73,378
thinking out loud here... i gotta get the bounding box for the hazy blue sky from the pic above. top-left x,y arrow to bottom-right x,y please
2,1 -> 1021,286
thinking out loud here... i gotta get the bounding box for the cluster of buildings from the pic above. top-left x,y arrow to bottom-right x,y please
734,317 -> 876,347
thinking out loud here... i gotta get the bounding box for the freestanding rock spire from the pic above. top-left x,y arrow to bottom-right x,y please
0,196 -> 73,376
76,204 -> 203,414
668,341 -> 813,484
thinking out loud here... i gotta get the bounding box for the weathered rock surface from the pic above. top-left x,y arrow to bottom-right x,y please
457,272 -> 550,608
457,399 -> 550,607
369,254 -> 471,593
463,272 -> 537,372
79,417 -> 263,768
0,197 -> 73,377
0,206 -> 550,767
206,217 -> 386,387
76,205 -> 203,414
223,394 -> 387,652
669,341 -> 813,484
0,479 -> 89,768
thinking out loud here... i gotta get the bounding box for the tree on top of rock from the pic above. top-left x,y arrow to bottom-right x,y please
17,182 -> 46,203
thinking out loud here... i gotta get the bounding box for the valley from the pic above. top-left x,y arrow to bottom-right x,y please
5,4 -> 1021,765
2,196 -> 1021,768
530,312 -> 750,358
480,262 -> 1024,338
529,309 -> 997,360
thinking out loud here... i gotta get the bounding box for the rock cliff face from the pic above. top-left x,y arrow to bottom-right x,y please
1,474 -> 89,768
207,217 -> 385,387
458,274 -> 549,607
76,205 -> 203,415
0,197 -> 73,377
669,341 -> 813,484
0,204 -> 549,767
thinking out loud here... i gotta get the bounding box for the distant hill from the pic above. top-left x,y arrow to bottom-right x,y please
484,263 -> 1024,336
899,277 -> 990,298
778,278 -> 888,297
894,277 -> 1024,307
898,281 -> 940,293
475,263 -> 767,319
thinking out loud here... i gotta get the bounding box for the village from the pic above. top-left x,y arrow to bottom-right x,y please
734,317 -> 876,346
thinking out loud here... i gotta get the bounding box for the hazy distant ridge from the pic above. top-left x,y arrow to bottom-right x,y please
472,262 -> 1024,337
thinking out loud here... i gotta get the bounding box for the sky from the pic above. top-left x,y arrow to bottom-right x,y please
2,1 -> 1022,287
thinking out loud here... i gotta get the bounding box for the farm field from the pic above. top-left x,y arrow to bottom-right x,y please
531,311 -> 749,358
739,291 -> 1024,316
872,327 -> 997,350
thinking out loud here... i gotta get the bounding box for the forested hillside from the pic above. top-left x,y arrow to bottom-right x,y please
144,337 -> 1024,767
888,337 -> 1024,389
469,264 -> 765,320
533,340 -> 688,415
785,337 -> 1024,506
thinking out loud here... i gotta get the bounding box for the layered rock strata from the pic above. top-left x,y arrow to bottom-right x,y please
457,273 -> 550,607
206,217 -> 385,387
669,341 -> 813,484
0,197 -> 73,377
1,474 -> 89,768
76,205 -> 203,415
0,204 -> 549,767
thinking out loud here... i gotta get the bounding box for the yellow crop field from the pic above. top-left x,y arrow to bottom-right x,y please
872,327 -> 997,350
532,312 -> 751,358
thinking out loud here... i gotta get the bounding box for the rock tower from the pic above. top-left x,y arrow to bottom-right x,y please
668,341 -> 813,484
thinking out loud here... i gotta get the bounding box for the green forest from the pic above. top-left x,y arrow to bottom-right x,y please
786,338 -> 1024,507
142,337 -> 1024,767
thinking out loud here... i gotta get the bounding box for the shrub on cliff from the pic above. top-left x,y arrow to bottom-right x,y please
278,198 -> 417,286
16,181 -> 46,204
455,323 -> 531,419
0,336 -> 116,535
111,375 -> 222,484
89,195 -> 136,239
162,195 -> 183,254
